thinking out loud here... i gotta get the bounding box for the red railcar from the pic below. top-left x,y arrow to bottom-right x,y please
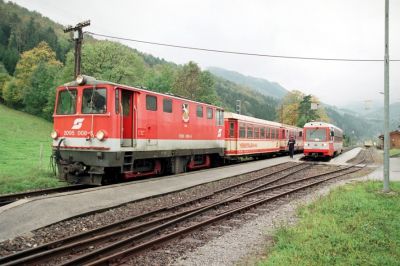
52,76 -> 224,184
303,121 -> 343,158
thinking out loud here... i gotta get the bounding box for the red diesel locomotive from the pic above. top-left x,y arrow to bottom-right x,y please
51,76 -> 302,185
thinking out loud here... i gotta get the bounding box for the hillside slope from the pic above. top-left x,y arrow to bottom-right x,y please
0,103 -> 61,194
208,67 -> 288,99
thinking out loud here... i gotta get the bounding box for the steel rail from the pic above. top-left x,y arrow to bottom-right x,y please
82,163 -> 367,266
0,184 -> 93,207
60,162 -> 365,265
0,162 -> 303,265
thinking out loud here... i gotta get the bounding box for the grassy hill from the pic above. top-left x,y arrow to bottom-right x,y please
0,103 -> 63,194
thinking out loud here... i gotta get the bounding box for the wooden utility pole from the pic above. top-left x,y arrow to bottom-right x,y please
63,20 -> 90,78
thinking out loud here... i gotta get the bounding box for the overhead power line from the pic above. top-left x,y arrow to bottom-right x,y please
86,31 -> 400,62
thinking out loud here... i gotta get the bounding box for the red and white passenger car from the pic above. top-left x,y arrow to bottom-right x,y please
224,112 -> 303,157
303,121 -> 343,158
51,76 -> 224,184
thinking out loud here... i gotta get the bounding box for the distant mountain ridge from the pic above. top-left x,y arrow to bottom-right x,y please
208,67 -> 288,99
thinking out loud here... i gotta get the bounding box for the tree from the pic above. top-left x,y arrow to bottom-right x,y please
23,62 -> 61,117
172,61 -> 219,104
3,41 -> 62,108
0,63 -> 11,100
277,90 -> 304,125
144,64 -> 176,93
297,95 -> 329,127
62,40 -> 147,85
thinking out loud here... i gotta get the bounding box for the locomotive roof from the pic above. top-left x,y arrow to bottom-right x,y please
304,121 -> 343,132
62,77 -> 222,109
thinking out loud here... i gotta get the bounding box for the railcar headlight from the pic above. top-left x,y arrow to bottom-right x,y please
50,130 -> 58,140
96,130 -> 106,141
76,75 -> 86,85
322,143 -> 326,147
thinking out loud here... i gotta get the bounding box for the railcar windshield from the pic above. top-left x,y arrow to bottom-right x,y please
306,128 -> 327,141
56,89 -> 77,115
82,88 -> 107,114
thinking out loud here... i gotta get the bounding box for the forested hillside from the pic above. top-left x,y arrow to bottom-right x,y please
0,0 -> 383,141
0,0 -> 280,122
208,67 -> 288,99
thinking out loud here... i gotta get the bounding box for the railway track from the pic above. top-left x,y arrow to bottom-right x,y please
0,184 -> 93,207
0,160 -> 367,266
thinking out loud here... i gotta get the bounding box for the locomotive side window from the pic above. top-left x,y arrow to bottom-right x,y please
82,88 -> 107,114
56,89 -> 77,115
207,107 -> 213,119
216,109 -> 224,125
196,105 -> 203,117
239,123 -> 246,138
115,89 -> 120,114
146,95 -> 157,111
247,126 -> 253,138
163,98 -> 172,113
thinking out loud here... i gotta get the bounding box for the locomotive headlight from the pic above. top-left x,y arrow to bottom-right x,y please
76,75 -> 86,85
50,130 -> 58,140
96,130 -> 106,141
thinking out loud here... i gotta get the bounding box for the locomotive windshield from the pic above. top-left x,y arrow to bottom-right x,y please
56,89 -> 77,115
82,88 -> 107,114
306,128 -> 327,141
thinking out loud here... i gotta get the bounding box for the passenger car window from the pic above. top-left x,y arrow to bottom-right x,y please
239,124 -> 246,138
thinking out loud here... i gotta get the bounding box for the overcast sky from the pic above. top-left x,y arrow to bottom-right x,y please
9,0 -> 400,106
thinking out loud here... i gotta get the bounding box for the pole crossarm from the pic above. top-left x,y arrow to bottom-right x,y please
63,20 -> 91,78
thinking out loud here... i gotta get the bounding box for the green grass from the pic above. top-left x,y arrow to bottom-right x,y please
260,181 -> 400,266
0,104 -> 65,194
390,148 -> 400,157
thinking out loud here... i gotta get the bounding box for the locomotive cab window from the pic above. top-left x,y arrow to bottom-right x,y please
56,89 -> 77,115
146,95 -> 157,111
163,98 -> 172,113
82,88 -> 107,114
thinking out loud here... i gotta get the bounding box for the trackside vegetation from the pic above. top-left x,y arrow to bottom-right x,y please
261,181 -> 400,266
390,149 -> 400,157
0,104 -> 64,194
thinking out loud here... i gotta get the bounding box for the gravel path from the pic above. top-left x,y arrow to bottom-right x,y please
173,170 -> 372,266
